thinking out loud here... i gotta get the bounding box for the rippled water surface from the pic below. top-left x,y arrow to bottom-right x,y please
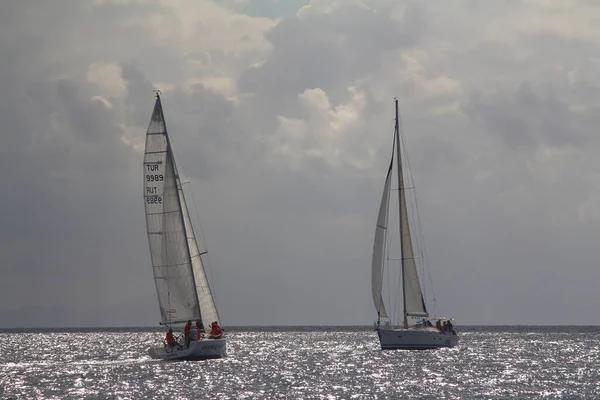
1,326 -> 599,399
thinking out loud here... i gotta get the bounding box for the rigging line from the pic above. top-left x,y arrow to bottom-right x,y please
186,182 -> 220,314
398,116 -> 422,294
175,164 -> 221,324
400,118 -> 436,311
379,118 -> 396,324
385,181 -> 396,317
164,112 -> 221,320
389,189 -> 403,325
146,131 -> 173,329
395,260 -> 403,326
167,133 -> 213,274
382,120 -> 392,324
398,111 -> 439,314
165,158 -> 174,329
386,126 -> 404,326
157,95 -> 181,329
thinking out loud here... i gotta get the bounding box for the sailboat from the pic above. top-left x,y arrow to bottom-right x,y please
371,98 -> 458,350
143,91 -> 226,360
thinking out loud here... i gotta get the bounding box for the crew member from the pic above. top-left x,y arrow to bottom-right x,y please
196,320 -> 205,340
209,321 -> 223,339
184,320 -> 192,348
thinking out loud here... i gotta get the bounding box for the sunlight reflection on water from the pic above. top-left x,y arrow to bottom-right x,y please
0,328 -> 599,399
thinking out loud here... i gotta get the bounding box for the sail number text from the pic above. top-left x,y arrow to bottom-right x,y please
146,174 -> 164,182
146,195 -> 163,204
146,185 -> 163,204
146,164 -> 163,204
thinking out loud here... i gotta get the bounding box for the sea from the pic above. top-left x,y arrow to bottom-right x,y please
0,326 -> 599,399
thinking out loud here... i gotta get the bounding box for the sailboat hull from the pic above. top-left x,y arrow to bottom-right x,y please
377,328 -> 458,350
148,338 -> 227,361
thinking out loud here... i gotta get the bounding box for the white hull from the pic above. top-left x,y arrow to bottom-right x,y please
148,338 -> 227,360
377,328 -> 458,350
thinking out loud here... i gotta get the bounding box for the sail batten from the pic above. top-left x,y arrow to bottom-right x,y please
143,94 -> 220,330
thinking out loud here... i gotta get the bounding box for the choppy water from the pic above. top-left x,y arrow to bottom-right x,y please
1,326 -> 599,399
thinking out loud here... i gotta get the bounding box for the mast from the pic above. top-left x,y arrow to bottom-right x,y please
156,91 -> 203,325
394,97 -> 408,329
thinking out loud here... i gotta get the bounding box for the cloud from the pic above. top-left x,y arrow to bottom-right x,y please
2,0 -> 600,328
239,1 -> 426,113
265,87 -> 373,173
86,63 -> 129,100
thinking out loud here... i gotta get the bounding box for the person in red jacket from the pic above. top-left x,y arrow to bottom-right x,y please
165,328 -> 177,349
209,321 -> 223,339
184,320 -> 192,348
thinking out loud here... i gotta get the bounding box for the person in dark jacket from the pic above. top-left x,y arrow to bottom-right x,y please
195,321 -> 205,340
184,320 -> 192,348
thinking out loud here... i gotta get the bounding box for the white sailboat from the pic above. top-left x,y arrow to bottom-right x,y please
143,91 -> 226,360
372,98 -> 458,350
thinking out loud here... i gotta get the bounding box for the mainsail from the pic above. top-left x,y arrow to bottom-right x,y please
371,139 -> 394,320
143,94 -> 221,329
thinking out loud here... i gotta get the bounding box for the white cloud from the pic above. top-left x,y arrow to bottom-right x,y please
127,0 -> 275,75
266,87 -> 372,172
86,63 -> 128,99
297,0 -> 369,19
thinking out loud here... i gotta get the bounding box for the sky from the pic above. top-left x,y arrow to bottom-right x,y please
2,0 -> 600,327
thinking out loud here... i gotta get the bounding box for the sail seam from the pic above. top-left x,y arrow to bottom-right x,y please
146,210 -> 181,216
153,262 -> 192,268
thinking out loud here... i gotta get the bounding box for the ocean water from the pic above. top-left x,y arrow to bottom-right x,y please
1,326 -> 599,399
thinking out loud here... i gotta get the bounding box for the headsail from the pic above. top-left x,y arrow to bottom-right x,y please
398,173 -> 428,318
143,94 -> 220,328
180,185 -> 221,327
394,100 -> 428,321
